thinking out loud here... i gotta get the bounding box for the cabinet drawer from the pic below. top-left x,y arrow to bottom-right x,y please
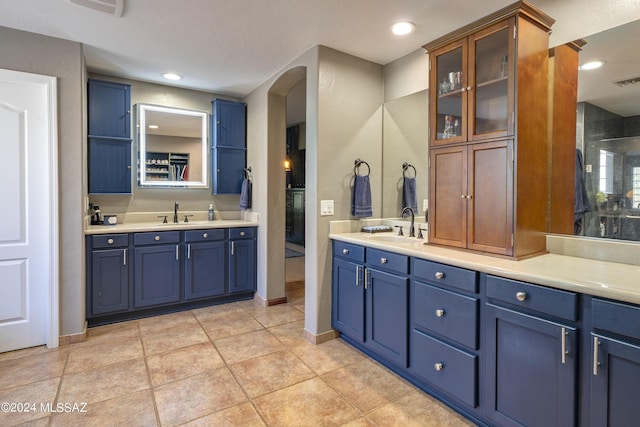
92,234 -> 128,249
134,231 -> 180,246
366,248 -> 408,275
592,299 -> 640,341
412,258 -> 477,293
229,227 -> 255,239
410,330 -> 477,407
413,281 -> 478,350
184,228 -> 225,242
333,241 -> 364,263
486,275 -> 578,321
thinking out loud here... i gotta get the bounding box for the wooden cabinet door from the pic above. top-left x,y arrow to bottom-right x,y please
467,140 -> 513,255
88,137 -> 132,194
88,79 -> 131,138
184,241 -> 226,300
485,304 -> 578,427
332,257 -> 365,343
134,245 -> 181,307
212,99 -> 246,149
429,146 -> 467,248
591,334 -> 640,426
228,238 -> 256,293
91,249 -> 129,315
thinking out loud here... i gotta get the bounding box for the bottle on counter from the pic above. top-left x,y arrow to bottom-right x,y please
208,204 -> 215,221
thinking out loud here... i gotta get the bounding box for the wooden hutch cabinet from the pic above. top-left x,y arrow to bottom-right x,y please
427,1 -> 558,258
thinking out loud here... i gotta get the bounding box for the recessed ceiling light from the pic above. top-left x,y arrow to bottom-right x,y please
578,60 -> 605,71
162,72 -> 182,81
391,21 -> 415,36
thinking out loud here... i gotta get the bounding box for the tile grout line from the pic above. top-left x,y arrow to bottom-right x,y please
138,320 -> 162,427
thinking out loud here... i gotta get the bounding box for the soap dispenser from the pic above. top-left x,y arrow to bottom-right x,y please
208,204 -> 215,221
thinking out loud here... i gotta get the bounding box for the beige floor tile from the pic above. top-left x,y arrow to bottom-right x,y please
214,329 -> 284,364
244,303 -> 304,328
57,358 -> 149,405
268,320 -> 309,349
65,335 -> 144,374
199,311 -> 263,341
146,342 -> 225,387
180,402 -> 266,427
322,358 -> 415,413
0,377 -> 60,425
50,389 -> 158,427
253,377 -> 360,426
0,345 -> 60,363
0,350 -> 68,390
154,368 -> 247,426
85,319 -> 140,342
12,416 -> 51,426
141,322 -> 209,356
138,310 -> 198,334
290,338 -> 366,375
230,350 -> 315,398
340,417 -> 378,427
192,302 -> 247,322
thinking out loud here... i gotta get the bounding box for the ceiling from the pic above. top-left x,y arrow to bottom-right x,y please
1,0 -> 639,114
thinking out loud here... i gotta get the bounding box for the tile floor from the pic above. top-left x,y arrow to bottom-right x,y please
0,256 -> 475,426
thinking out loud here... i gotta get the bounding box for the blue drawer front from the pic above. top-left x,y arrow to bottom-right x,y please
413,281 -> 478,350
410,330 -> 477,407
229,227 -> 255,239
333,241 -> 364,263
592,299 -> 640,341
134,231 -> 180,246
184,228 -> 225,242
412,258 -> 477,293
366,248 -> 409,275
92,234 -> 128,249
486,275 -> 578,321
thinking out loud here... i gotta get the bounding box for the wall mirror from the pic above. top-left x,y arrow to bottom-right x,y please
137,103 -> 209,188
575,19 -> 640,241
381,89 -> 429,218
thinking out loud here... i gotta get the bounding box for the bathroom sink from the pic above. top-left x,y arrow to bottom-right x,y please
367,234 -> 420,244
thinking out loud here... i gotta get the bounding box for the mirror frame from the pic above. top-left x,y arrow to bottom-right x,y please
137,103 -> 209,188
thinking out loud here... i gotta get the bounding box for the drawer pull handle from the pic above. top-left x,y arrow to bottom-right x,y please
154,235 -> 161,241
203,233 -> 208,238
343,249 -> 350,255
434,362 -> 444,371
516,291 -> 527,301
240,231 -> 245,236
435,309 -> 445,317
435,272 -> 445,280
380,257 -> 388,264
107,238 -> 114,245
593,336 -> 600,376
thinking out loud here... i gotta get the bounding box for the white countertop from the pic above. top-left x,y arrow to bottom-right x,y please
330,232 -> 640,305
85,219 -> 258,235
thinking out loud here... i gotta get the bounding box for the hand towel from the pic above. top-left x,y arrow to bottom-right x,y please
402,176 -> 418,213
352,175 -> 372,218
239,178 -> 252,210
574,149 -> 591,233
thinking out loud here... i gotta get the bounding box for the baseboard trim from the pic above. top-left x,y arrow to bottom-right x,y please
304,328 -> 340,345
254,294 -> 288,307
58,322 -> 87,346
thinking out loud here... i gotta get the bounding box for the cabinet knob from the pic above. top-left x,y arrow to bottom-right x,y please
467,86 -> 472,91
435,271 -> 445,280
461,194 -> 466,199
203,233 -> 208,238
107,238 -> 114,245
434,362 -> 444,371
516,291 -> 527,302
343,249 -> 350,255
240,231 -> 245,236
435,309 -> 445,317
380,257 -> 388,264
154,235 -> 161,241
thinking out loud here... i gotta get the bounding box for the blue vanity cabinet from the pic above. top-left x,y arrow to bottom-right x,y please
590,298 -> 640,426
87,79 -> 132,194
228,227 -> 257,294
88,234 -> 130,316
331,241 -> 366,343
212,99 -> 246,194
184,229 -> 226,300
484,275 -> 579,427
133,231 -> 181,308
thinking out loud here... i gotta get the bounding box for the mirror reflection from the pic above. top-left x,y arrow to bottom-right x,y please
137,103 -> 208,188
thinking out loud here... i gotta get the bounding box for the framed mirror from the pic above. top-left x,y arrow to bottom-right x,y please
137,103 -> 208,188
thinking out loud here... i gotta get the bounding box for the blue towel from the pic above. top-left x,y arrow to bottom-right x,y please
239,178 -> 252,210
402,176 -> 418,213
352,175 -> 372,218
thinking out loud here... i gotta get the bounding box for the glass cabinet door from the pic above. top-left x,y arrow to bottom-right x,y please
431,39 -> 467,145
468,20 -> 514,140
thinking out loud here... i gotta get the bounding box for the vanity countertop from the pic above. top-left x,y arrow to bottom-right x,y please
85,219 -> 258,235
330,231 -> 640,306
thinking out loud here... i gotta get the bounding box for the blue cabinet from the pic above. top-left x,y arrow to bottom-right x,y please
134,232 -> 181,308
184,229 -> 226,300
332,241 -> 365,343
590,299 -> 640,426
212,99 -> 246,194
88,234 -> 129,315
228,227 -> 256,293
88,79 -> 132,194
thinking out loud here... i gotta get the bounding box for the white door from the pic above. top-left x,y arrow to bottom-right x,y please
0,69 -> 58,352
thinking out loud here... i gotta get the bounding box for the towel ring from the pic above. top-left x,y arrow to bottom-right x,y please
402,162 -> 416,178
244,167 -> 252,180
354,159 -> 370,177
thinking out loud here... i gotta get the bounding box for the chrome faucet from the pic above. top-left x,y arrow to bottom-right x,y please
402,206 -> 415,237
173,202 -> 179,223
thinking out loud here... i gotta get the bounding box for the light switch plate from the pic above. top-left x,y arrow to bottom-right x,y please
320,200 -> 334,216
585,164 -> 592,173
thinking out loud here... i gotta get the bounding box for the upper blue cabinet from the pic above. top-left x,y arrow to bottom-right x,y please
212,99 -> 246,194
88,79 -> 132,194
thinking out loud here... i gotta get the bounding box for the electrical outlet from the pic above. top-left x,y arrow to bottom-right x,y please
320,200 -> 334,216
585,164 -> 592,173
